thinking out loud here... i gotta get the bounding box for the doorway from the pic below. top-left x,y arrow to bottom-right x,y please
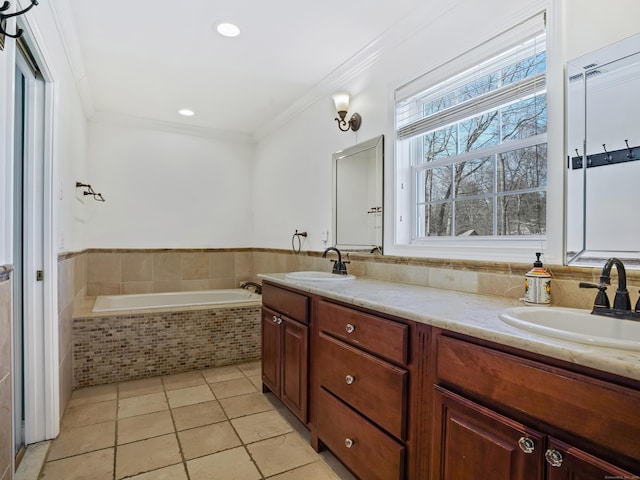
12,35 -> 48,467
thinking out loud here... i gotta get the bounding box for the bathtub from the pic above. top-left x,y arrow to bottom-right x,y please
92,288 -> 261,313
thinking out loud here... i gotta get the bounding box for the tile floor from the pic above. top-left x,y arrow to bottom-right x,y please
38,362 -> 356,480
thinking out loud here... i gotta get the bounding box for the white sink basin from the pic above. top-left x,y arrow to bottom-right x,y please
498,306 -> 640,351
284,271 -> 356,281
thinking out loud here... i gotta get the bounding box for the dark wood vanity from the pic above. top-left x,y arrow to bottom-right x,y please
260,280 -> 640,479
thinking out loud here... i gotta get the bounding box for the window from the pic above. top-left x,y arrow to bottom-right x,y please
395,29 -> 547,246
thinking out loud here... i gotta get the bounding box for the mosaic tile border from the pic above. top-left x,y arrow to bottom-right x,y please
73,305 -> 261,388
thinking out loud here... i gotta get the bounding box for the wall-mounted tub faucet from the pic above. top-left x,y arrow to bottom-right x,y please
240,281 -> 262,295
322,247 -> 350,275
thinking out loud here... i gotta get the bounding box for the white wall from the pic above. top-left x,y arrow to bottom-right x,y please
85,122 -> 255,248
254,0 -> 555,258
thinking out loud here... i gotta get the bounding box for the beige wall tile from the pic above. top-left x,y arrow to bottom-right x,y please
152,281 -> 182,293
88,253 -> 122,283
209,252 -> 234,279
57,258 -> 73,313
87,282 -> 122,296
59,351 -> 73,417
152,252 -> 180,281
182,253 -> 209,280
58,303 -> 73,364
208,278 -> 236,289
478,272 -> 524,300
234,252 -> 253,279
0,373 -> 12,478
0,281 -> 11,379
122,282 -> 154,294
122,253 -> 153,282
74,253 -> 87,296
181,280 -> 210,291
428,267 -> 479,294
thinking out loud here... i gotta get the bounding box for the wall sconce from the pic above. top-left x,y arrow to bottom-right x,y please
332,92 -> 361,132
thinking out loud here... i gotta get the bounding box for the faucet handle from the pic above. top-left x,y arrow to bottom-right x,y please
579,282 -> 610,308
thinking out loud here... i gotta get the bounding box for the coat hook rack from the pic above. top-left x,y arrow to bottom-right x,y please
0,0 -> 39,40
569,139 -> 639,170
76,182 -> 105,202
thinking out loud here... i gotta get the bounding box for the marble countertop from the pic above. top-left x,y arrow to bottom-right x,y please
258,273 -> 640,382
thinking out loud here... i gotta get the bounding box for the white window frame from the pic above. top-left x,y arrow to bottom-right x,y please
390,11 -> 561,263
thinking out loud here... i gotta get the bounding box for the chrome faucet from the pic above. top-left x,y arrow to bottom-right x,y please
322,247 -> 350,275
579,257 -> 639,320
240,281 -> 262,295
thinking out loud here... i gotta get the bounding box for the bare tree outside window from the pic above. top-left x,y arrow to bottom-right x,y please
410,39 -> 547,239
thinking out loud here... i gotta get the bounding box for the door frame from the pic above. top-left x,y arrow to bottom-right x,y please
13,10 -> 59,443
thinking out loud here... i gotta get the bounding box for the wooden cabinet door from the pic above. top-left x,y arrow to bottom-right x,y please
261,307 -> 281,395
432,387 -> 544,480
281,317 -> 308,423
545,438 -> 638,480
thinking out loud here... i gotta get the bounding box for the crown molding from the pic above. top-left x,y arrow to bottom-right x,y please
252,0 -> 466,142
90,110 -> 254,144
47,0 -> 95,118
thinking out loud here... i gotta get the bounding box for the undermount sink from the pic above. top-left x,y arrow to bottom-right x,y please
284,271 -> 356,281
498,306 -> 640,351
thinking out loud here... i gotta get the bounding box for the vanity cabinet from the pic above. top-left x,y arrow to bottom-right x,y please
312,299 -> 410,480
261,283 -> 309,424
431,333 -> 640,479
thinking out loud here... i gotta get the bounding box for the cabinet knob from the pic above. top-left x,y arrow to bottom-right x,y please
344,438 -> 355,448
272,315 -> 278,323
545,449 -> 563,467
517,437 -> 536,454
276,317 -> 282,325
345,375 -> 355,385
345,323 -> 355,334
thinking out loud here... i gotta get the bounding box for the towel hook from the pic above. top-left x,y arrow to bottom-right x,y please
602,144 -> 612,162
625,139 -> 634,159
0,0 -> 39,39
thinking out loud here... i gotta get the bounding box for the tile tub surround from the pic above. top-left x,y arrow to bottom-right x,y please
0,272 -> 13,480
40,363 -> 354,480
259,273 -> 640,383
73,304 -> 261,388
85,249 -> 253,296
64,248 -> 640,310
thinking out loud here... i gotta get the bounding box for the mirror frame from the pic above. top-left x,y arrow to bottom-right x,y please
332,135 -> 384,253
565,34 -> 640,268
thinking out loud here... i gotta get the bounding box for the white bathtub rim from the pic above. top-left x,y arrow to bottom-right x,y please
91,288 -> 262,314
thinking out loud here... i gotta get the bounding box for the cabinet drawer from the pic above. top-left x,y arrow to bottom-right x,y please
436,335 -> 640,462
317,332 -> 408,440
262,283 -> 309,324
318,300 -> 408,364
316,387 -> 405,480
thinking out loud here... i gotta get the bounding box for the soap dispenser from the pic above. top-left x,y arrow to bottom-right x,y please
524,252 -> 551,305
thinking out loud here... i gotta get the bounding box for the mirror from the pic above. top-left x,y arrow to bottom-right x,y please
566,34 -> 640,267
332,135 -> 384,252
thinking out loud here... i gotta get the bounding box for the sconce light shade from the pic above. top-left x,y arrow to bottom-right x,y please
332,92 -> 361,132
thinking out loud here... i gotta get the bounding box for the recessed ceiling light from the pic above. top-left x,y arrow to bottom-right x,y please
178,109 -> 195,117
216,22 -> 240,38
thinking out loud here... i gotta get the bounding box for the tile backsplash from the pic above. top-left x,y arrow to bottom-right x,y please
60,248 -> 640,311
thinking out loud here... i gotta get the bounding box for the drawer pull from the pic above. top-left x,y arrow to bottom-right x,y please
345,375 -> 355,385
345,323 -> 355,334
344,438 -> 355,448
277,317 -> 283,325
545,449 -> 563,467
272,315 -> 278,323
517,437 -> 535,454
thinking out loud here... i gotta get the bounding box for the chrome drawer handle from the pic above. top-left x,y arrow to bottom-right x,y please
346,323 -> 355,334
345,375 -> 355,385
545,449 -> 563,467
345,438 -> 355,448
517,437 -> 535,454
